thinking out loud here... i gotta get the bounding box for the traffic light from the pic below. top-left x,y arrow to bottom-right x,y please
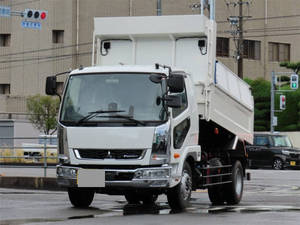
23,9 -> 47,20
280,95 -> 286,110
290,73 -> 298,89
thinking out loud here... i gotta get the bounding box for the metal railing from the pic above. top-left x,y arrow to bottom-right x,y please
0,136 -> 58,177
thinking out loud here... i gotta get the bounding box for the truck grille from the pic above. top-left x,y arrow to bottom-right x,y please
74,149 -> 145,160
105,171 -> 134,181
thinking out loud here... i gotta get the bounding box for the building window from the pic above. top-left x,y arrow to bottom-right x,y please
52,30 -> 64,44
243,40 -> 260,60
0,84 -> 10,94
216,37 -> 229,57
269,42 -> 290,62
0,34 -> 11,47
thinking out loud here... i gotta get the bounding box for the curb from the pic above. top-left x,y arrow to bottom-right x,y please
0,176 -> 65,191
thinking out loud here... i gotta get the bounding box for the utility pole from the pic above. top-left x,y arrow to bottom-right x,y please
237,0 -> 243,78
270,71 -> 275,133
226,0 -> 251,79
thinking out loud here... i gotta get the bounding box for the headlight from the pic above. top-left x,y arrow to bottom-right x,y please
152,121 -> 170,155
56,166 -> 77,178
282,150 -> 290,155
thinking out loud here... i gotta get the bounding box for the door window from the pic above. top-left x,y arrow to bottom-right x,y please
254,136 -> 269,146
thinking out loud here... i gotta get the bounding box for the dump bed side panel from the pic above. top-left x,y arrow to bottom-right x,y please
199,62 -> 254,144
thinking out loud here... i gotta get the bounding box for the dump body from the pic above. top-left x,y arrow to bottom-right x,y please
93,15 -> 254,144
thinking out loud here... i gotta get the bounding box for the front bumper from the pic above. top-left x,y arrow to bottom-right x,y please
284,158 -> 300,168
56,165 -> 172,188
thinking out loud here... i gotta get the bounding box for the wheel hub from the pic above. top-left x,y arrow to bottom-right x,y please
180,170 -> 192,201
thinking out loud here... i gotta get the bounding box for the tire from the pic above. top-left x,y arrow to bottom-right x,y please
225,160 -> 244,205
273,158 -> 284,170
167,162 -> 192,211
207,158 -> 225,205
68,188 -> 95,208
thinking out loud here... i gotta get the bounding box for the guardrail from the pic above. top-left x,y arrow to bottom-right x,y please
0,136 -> 58,177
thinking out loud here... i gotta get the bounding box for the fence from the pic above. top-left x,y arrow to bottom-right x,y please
0,136 -> 58,177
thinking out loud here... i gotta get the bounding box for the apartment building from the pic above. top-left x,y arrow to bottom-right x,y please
0,0 -> 299,113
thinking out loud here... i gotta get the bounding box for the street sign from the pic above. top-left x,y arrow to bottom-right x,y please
272,116 -> 278,127
21,20 -> 41,30
0,5 -> 11,17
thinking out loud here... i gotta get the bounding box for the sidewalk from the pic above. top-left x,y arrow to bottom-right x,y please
0,166 -> 63,191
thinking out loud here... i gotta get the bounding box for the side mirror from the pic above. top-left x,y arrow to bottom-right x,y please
165,95 -> 182,108
167,74 -> 184,93
46,76 -> 57,95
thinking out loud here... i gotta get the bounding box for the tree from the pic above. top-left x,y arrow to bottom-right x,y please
244,78 -> 270,131
26,95 -> 60,134
280,61 -> 300,73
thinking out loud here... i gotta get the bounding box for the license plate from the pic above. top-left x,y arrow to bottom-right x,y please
77,169 -> 105,187
290,161 -> 296,166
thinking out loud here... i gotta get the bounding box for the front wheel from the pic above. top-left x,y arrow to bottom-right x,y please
167,162 -> 192,211
273,158 -> 284,170
68,188 -> 94,208
225,160 -> 244,205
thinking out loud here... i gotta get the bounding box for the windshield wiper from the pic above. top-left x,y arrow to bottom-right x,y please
97,114 -> 146,126
76,110 -> 125,125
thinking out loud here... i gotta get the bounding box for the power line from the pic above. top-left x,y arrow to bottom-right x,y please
0,42 -> 92,58
217,14 -> 300,24
0,51 -> 91,71
218,25 -> 300,35
0,51 -> 92,64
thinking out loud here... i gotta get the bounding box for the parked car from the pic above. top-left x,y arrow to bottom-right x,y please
246,133 -> 300,170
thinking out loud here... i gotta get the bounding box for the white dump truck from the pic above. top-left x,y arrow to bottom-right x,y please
46,2 -> 253,210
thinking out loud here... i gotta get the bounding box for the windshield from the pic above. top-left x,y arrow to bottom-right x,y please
60,73 -> 167,125
272,136 -> 292,147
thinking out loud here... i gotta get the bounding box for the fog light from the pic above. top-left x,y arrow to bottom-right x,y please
134,168 -> 170,179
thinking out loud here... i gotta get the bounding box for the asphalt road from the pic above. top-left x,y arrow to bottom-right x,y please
1,169 -> 300,225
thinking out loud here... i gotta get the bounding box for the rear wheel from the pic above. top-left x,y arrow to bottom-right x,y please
225,160 -> 244,205
273,158 -> 284,170
68,188 -> 94,208
167,162 -> 192,211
